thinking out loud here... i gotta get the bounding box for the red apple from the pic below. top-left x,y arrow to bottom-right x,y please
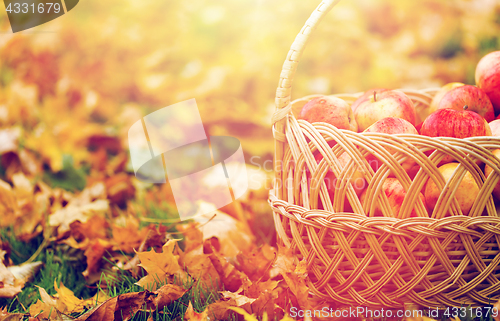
421,107 -> 492,138
360,178 -> 426,218
428,82 -> 464,116
362,117 -> 419,173
351,88 -> 389,113
437,85 -> 495,122
353,90 -> 416,132
298,96 -> 357,131
475,51 -> 500,114
421,107 -> 491,165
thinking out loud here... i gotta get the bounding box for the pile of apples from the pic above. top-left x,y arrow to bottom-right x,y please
298,50 -> 500,218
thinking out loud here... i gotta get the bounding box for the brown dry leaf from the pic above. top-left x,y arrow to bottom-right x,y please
205,300 -> 236,321
64,215 -> 109,249
184,301 -> 208,321
176,222 -> 203,253
176,224 -> 220,293
270,245 -> 311,310
0,306 -> 24,321
203,239 -> 250,292
243,279 -> 279,299
135,239 -> 187,290
75,291 -> 151,321
49,199 -> 109,234
153,284 -> 187,310
250,291 -> 275,321
82,239 -> 112,283
111,216 -> 149,253
48,182 -> 108,234
269,244 -> 296,279
0,179 -> 19,227
74,285 -> 184,321
192,205 -> 254,258
105,173 -> 135,208
179,244 -> 220,295
220,291 -> 256,306
236,244 -> 276,281
115,227 -> 167,277
29,287 -> 66,320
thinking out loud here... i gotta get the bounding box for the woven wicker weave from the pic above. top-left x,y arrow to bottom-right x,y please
269,0 -> 500,309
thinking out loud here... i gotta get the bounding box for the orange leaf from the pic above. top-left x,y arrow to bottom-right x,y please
203,239 -> 250,292
135,239 -> 186,290
184,302 -> 208,321
153,284 -> 187,311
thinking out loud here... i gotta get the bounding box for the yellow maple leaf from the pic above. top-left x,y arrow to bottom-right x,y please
228,307 -> 265,321
184,301 -> 208,321
54,280 -> 89,313
135,239 -> 186,290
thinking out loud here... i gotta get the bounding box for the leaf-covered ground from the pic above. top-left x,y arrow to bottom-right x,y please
1,0 -> 500,320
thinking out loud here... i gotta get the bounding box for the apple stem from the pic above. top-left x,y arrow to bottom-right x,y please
373,91 -> 377,102
463,105 -> 468,111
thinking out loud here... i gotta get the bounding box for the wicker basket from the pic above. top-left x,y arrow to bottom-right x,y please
269,0 -> 500,309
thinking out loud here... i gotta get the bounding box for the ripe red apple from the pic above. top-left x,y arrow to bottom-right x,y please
420,107 -> 492,138
437,85 -> 495,122
475,51 -> 500,114
351,88 -> 389,113
359,178 -> 426,218
353,90 -> 416,132
425,162 -> 479,217
421,107 -> 491,165
310,151 -> 367,212
428,82 -> 464,116
298,96 -> 357,131
363,117 -> 419,173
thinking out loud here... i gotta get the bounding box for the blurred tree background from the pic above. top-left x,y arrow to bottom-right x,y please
0,0 -> 499,169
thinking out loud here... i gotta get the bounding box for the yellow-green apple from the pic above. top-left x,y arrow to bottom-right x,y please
310,151 -> 367,212
351,88 -> 389,113
363,117 -> 419,173
484,149 -> 500,200
428,82 -> 464,116
298,96 -> 357,131
360,177 -> 426,218
475,51 -> 500,114
489,119 -> 500,136
353,90 -> 416,132
485,120 -> 500,200
424,162 -> 479,216
437,85 -> 495,122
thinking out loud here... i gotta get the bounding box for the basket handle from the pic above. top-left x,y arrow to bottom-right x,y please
272,0 -> 341,198
272,0 -> 342,129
